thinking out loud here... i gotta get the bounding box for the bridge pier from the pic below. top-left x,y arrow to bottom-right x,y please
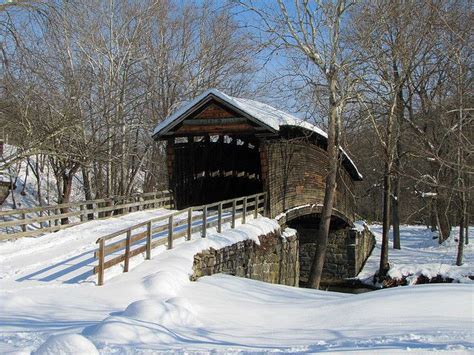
287,216 -> 375,287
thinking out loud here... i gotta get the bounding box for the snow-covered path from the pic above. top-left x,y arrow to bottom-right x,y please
0,208 -> 174,285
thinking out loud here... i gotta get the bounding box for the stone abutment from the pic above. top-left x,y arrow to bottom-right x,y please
191,221 -> 375,288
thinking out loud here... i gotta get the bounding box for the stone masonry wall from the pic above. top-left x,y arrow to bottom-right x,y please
353,224 -> 376,274
191,230 -> 299,287
299,226 -> 375,286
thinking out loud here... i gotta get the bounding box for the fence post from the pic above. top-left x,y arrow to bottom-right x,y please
187,208 -> 192,241
124,230 -> 131,272
55,208 -> 60,226
97,238 -> 105,286
168,215 -> 174,249
87,201 -> 94,220
153,192 -> 158,209
146,221 -> 152,260
253,194 -> 258,219
202,206 -> 207,238
231,200 -> 236,228
263,192 -> 268,217
242,197 -> 247,224
21,213 -> 27,232
80,204 -> 85,222
217,202 -> 222,233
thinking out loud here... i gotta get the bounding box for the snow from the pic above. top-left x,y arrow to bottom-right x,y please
421,192 -> 438,198
358,224 -> 474,285
274,203 -> 324,222
0,217 -> 472,353
152,88 -> 363,180
282,226 -> 297,238
0,208 -> 174,283
353,219 -> 368,232
33,334 -> 98,355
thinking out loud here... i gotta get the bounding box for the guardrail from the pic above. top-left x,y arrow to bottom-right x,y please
93,192 -> 267,285
0,190 -> 173,241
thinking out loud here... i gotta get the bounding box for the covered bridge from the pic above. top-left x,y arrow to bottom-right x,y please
152,89 -> 373,286
152,88 -> 362,226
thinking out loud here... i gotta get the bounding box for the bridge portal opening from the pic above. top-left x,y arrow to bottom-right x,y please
171,135 -> 263,209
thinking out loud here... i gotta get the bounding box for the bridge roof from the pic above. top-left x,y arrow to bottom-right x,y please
152,89 -> 363,181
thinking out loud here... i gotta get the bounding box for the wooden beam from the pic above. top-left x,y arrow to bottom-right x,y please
183,117 -> 247,125
175,124 -> 258,135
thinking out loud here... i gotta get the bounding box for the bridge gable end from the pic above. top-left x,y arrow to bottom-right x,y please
156,95 -> 278,139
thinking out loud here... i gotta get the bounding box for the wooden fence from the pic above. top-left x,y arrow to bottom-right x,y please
0,191 -> 173,241
93,192 -> 267,285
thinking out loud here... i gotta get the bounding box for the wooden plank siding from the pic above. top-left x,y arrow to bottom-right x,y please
264,140 -> 355,222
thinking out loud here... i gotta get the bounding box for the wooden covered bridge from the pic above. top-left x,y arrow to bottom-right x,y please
153,89 -> 362,227
153,89 -> 370,286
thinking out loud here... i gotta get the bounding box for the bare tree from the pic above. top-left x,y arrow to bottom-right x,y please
240,0 -> 357,288
350,0 -> 457,277
1,0 -> 258,210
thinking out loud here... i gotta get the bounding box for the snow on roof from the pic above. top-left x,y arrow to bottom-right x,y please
152,88 -> 362,180
153,88 -> 327,137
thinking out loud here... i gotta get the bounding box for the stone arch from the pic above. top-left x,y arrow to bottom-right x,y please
276,205 -> 357,287
276,205 -> 354,229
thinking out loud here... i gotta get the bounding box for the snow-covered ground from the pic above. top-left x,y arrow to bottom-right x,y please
0,213 -> 473,353
0,208 -> 175,284
358,225 -> 474,285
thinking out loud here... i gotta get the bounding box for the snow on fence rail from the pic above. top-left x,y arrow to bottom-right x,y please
0,190 -> 173,241
93,192 -> 267,285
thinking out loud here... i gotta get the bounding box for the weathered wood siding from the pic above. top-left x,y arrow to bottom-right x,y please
263,140 -> 355,221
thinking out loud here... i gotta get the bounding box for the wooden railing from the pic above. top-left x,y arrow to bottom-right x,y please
0,191 -> 173,241
93,192 -> 267,285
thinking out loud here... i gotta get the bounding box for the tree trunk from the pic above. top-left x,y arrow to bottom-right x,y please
308,74 -> 339,290
437,196 -> 451,243
456,214 -> 464,266
60,173 -> 74,225
465,175 -> 469,244
379,166 -> 391,280
59,165 -> 80,225
391,171 -> 401,249
465,209 -> 469,245
391,77 -> 404,250
430,199 -> 437,232
33,156 -> 44,226
81,167 -> 94,220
